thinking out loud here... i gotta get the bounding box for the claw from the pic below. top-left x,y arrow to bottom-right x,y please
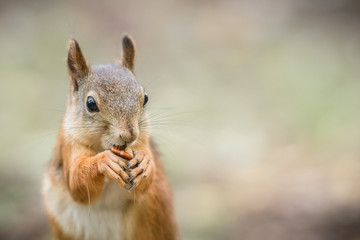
128,176 -> 134,183
124,184 -> 131,191
124,183 -> 135,192
128,182 -> 136,191
125,178 -> 131,185
125,163 -> 131,170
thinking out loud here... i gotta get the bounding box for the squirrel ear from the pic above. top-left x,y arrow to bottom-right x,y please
122,35 -> 135,72
67,39 -> 90,91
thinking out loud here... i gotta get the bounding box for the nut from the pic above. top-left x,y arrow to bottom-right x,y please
110,146 -> 134,160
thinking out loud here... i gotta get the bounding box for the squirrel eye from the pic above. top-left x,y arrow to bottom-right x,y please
143,92 -> 148,106
86,96 -> 99,112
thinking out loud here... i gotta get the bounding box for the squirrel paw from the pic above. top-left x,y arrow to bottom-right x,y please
98,151 -> 131,189
125,151 -> 153,191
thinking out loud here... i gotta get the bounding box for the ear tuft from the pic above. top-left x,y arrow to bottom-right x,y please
122,35 -> 135,72
67,39 -> 90,91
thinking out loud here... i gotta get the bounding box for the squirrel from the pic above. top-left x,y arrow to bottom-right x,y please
42,35 -> 178,240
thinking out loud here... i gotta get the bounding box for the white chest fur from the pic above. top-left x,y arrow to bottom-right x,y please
43,176 -> 127,240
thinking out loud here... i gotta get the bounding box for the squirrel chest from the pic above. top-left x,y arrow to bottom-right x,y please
44,176 -> 128,240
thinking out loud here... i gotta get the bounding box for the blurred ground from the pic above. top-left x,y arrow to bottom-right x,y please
0,0 -> 360,239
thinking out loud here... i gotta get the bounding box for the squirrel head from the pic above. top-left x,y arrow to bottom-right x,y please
64,36 -> 149,151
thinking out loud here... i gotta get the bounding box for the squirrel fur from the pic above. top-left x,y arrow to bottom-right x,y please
42,35 -> 178,240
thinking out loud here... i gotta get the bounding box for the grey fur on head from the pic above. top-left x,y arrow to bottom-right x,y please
64,36 -> 149,151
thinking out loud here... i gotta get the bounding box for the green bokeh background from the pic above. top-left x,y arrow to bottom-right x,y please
1,1 -> 360,239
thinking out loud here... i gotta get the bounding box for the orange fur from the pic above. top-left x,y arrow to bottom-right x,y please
42,36 -> 178,240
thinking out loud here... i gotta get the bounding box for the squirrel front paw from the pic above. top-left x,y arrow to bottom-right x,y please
97,150 -> 132,189
125,151 -> 153,191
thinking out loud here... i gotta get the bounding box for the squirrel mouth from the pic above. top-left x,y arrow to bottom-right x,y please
113,144 -> 126,149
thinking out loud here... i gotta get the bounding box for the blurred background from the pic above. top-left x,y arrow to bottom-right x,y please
1,0 -> 360,239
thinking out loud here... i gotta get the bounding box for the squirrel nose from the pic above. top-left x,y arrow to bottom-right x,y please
119,131 -> 137,145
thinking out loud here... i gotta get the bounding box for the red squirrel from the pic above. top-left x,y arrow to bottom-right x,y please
42,35 -> 178,240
